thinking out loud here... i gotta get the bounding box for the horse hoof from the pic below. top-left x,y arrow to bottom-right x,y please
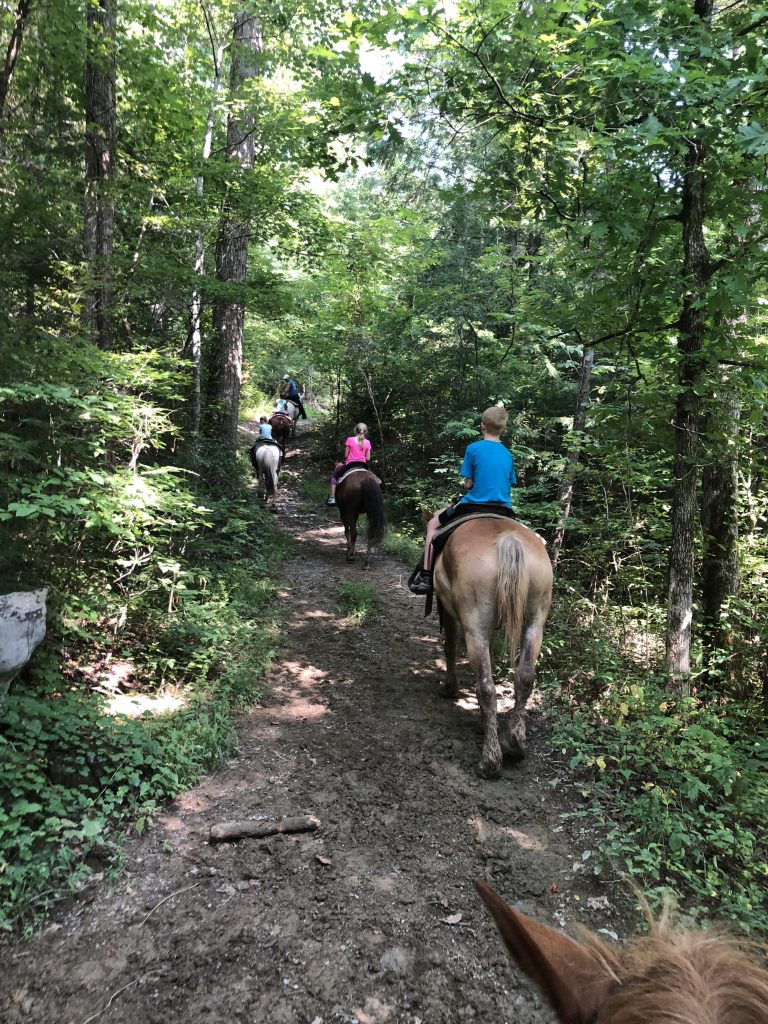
477,759 -> 503,780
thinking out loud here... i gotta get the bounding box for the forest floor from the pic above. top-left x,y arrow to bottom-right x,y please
0,420 -> 633,1024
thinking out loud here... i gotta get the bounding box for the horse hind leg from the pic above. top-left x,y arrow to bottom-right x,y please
467,632 -> 503,779
345,523 -> 357,561
500,613 -> 546,762
441,614 -> 460,699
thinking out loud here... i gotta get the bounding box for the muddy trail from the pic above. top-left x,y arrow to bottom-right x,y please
1,422 -> 625,1024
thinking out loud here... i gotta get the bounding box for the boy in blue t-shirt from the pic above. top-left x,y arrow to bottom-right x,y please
409,406 -> 516,595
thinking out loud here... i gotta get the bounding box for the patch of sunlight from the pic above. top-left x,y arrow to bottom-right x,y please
503,827 -> 546,852
468,815 -> 546,852
106,690 -> 186,718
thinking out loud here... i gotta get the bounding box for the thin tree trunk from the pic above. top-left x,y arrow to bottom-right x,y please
700,390 -> 741,682
190,34 -> 225,437
665,0 -> 716,694
209,11 -> 261,448
551,344 -> 594,567
0,0 -> 31,128
665,136 -> 712,692
83,0 -> 116,350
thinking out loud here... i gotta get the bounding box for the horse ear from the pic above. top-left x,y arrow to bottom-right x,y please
419,506 -> 432,527
475,880 -> 615,1024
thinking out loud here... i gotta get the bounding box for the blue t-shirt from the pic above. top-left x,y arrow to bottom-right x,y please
259,423 -> 273,439
458,440 -> 516,506
285,378 -> 300,399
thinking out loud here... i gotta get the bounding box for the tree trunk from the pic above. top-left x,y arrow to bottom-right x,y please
190,37 -> 225,437
0,0 -> 31,128
209,12 -> 262,448
700,390 -> 741,682
551,344 -> 594,567
664,0 -> 716,694
83,0 -> 116,350
665,140 -> 711,692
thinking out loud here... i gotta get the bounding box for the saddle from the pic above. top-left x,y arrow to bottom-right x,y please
432,504 -> 515,560
336,461 -> 370,485
251,438 -> 282,453
412,506 -> 516,617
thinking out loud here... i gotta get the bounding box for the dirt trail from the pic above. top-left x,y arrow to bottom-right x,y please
1,423 -> 623,1024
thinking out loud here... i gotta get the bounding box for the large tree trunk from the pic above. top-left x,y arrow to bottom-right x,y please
0,0 -> 31,128
83,0 -> 116,350
551,343 -> 594,568
208,12 -> 262,448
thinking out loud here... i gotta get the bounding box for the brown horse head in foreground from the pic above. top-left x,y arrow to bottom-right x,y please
476,880 -> 768,1024
335,469 -> 386,568
434,517 -> 552,778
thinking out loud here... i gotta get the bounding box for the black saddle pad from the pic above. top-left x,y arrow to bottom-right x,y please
337,461 -> 368,482
437,502 -> 514,527
431,504 -> 515,561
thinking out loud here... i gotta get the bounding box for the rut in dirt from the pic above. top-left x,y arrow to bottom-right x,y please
1,422 -> 618,1024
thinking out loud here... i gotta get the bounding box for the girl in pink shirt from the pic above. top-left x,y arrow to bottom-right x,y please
327,423 -> 372,505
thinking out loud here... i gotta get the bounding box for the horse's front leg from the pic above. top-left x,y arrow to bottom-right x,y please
500,613 -> 546,762
441,614 -> 460,699
467,632 -> 502,779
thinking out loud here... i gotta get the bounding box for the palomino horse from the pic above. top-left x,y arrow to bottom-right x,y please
250,442 -> 280,505
476,879 -> 768,1024
268,412 -> 292,459
433,517 -> 552,778
335,467 -> 386,568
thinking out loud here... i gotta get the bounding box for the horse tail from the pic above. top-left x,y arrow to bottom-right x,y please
496,533 -> 529,668
362,476 -> 386,546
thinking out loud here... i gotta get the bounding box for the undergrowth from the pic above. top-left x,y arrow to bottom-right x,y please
0,487 -> 286,935
540,589 -> 768,936
336,581 -> 376,625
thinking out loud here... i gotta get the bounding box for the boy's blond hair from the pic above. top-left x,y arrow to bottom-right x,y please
482,406 -> 508,435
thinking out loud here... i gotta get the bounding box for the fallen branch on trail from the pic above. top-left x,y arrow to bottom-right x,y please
209,814 -> 320,843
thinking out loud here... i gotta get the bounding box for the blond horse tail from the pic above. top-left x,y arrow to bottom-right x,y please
496,532 -> 529,668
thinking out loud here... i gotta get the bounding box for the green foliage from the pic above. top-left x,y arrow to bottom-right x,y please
381,528 -> 422,566
336,581 -> 376,625
541,596 -> 768,936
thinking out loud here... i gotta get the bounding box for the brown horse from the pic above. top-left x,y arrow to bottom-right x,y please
433,517 -> 552,778
335,468 -> 386,568
476,880 -> 768,1024
268,412 -> 292,459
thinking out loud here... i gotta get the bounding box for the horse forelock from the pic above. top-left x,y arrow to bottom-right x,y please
585,926 -> 768,1024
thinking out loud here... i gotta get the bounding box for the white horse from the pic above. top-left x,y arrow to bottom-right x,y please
284,400 -> 301,436
250,442 -> 280,505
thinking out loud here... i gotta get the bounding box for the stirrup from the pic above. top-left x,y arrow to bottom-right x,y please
408,568 -> 433,595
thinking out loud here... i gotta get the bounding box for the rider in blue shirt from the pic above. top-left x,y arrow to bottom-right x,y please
282,374 -> 307,419
410,406 -> 516,594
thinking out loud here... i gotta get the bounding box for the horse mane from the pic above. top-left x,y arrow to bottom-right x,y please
583,915 -> 768,1024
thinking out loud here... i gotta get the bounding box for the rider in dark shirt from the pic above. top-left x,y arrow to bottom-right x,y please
282,374 -> 307,419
